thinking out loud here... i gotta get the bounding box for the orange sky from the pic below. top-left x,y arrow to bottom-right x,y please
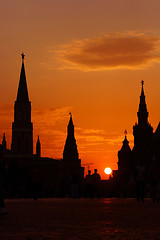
1,0 -> 160,179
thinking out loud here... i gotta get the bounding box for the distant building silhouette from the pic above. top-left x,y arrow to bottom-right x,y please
115,133 -> 133,196
2,54 -> 84,198
116,81 -> 160,197
11,55 -> 33,155
63,114 -> 81,171
62,113 -> 84,196
118,133 -> 132,172
133,80 -> 153,167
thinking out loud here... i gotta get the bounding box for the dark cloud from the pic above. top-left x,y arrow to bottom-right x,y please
57,33 -> 160,71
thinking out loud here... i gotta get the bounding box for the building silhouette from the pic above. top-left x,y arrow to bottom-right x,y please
3,54 -> 84,198
132,80 -> 153,167
4,55 -> 160,198
62,113 -> 84,196
11,54 -> 33,155
116,81 -> 160,197
63,113 -> 82,178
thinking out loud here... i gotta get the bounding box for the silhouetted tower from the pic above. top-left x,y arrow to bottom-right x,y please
36,135 -> 41,158
117,131 -> 133,197
11,53 -> 33,155
133,81 -> 153,166
2,133 -> 6,150
63,113 -> 80,168
62,114 -> 84,195
118,131 -> 132,171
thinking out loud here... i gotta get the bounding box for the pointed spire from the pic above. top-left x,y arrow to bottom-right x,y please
63,113 -> 79,160
36,135 -> 41,158
140,80 -> 145,105
37,135 -> 40,142
2,133 -> 6,150
118,131 -> 132,171
16,53 -> 29,102
69,113 -> 73,126
123,135 -> 129,146
137,80 -> 148,125
67,112 -> 74,138
123,130 -> 129,145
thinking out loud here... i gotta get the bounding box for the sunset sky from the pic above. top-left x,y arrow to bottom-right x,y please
1,0 -> 160,179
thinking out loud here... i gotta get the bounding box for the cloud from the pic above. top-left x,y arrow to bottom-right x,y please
76,127 -> 133,148
33,106 -> 72,129
56,32 -> 160,71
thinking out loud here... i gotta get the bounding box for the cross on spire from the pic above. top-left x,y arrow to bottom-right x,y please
21,52 -> 25,62
141,80 -> 144,86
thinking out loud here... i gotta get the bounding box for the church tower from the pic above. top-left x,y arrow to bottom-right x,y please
62,114 -> 84,195
63,113 -> 80,168
133,81 -> 153,166
11,53 -> 33,155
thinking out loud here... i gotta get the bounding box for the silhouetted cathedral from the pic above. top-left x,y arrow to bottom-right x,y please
2,54 -> 84,198
116,80 -> 160,196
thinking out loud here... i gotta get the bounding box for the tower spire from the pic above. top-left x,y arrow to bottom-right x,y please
63,113 -> 79,160
117,131 -> 132,171
21,52 -> 25,62
12,54 -> 33,155
36,135 -> 41,158
133,80 -> 153,167
62,114 -> 84,196
137,80 -> 148,125
2,133 -> 6,150
16,53 -> 29,102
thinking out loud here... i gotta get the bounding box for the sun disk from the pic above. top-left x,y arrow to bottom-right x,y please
104,167 -> 112,175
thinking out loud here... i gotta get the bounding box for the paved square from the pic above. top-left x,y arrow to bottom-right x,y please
1,198 -> 160,239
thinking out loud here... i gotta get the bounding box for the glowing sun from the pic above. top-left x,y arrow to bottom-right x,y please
104,167 -> 112,175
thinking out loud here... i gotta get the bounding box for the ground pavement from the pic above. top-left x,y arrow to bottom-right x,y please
1,198 -> 160,240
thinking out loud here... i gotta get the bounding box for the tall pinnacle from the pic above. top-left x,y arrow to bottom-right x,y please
137,80 -> 148,125
63,113 -> 79,160
118,131 -> 131,158
140,80 -> 145,105
21,52 -> 25,61
2,133 -> 6,150
12,53 -> 33,155
36,135 -> 41,158
67,113 -> 74,137
16,53 -> 29,102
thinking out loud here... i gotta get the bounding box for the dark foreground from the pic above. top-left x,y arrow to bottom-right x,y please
1,198 -> 160,240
